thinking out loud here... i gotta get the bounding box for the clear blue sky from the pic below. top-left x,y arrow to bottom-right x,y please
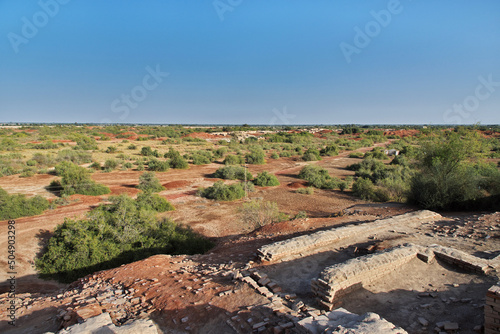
1,0 -> 499,125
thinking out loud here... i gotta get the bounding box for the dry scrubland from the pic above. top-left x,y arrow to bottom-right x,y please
0,124 -> 499,333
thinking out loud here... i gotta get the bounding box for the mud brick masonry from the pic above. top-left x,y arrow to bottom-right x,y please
257,210 -> 442,262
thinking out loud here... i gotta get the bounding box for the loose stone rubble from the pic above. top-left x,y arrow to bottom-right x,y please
257,210 -> 442,262
45,312 -> 158,334
296,307 -> 408,334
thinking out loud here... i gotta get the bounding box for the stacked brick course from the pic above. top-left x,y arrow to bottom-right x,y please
312,245 -> 420,310
485,285 -> 500,334
257,210 -> 442,262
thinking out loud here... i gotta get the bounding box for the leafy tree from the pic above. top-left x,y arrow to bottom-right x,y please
36,194 -> 210,283
137,172 -> 164,193
320,145 -> 339,157
253,171 -> 280,187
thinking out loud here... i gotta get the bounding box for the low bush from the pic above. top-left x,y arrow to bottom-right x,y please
137,172 -> 164,193
302,148 -> 321,161
214,166 -> 252,180
348,152 -> 364,158
147,159 -> 170,172
320,145 -> 339,156
51,161 -> 110,196
223,154 -> 244,165
136,191 -> 174,212
298,165 -> 340,189
198,181 -> 245,201
245,147 -> 265,164
253,171 -> 280,187
296,187 -> 314,195
0,187 -> 50,220
191,150 -> 213,165
141,146 -> 160,157
165,149 -> 188,169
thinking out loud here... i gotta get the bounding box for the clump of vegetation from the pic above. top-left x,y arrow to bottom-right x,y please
320,144 -> 339,156
302,148 -> 322,161
296,186 -> 314,195
223,154 -> 244,165
137,172 -> 165,193
191,150 -> 213,165
363,147 -> 389,160
0,187 -> 50,220
348,152 -> 364,158
298,165 -> 340,189
57,149 -> 92,164
164,148 -> 188,169
147,159 -> 170,172
214,166 -> 252,180
50,161 -> 110,196
141,146 -> 160,157
239,199 -> 284,228
245,147 -> 266,164
253,171 -> 280,187
198,181 -> 245,201
36,194 -> 207,283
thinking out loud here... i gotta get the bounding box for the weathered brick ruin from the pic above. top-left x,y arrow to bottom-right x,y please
257,210 -> 442,262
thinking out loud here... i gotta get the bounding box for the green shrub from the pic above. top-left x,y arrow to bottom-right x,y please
137,172 -> 164,193
245,147 -> 265,164
147,159 -> 170,172
223,154 -> 244,165
124,162 -> 133,169
104,159 -> 119,170
136,192 -> 174,212
128,144 -> 137,150
320,145 -> 339,156
296,187 -> 314,195
57,149 -> 92,164
213,147 -> 227,159
141,146 -> 160,157
165,149 -> 188,169
253,171 -> 280,187
106,146 -> 117,153
191,150 -> 213,165
302,148 -> 321,161
348,152 -> 364,158
214,166 -> 252,180
52,161 -> 110,196
279,151 -> 292,158
270,152 -> 279,159
89,162 -> 101,170
137,164 -> 144,171
20,167 -> 36,178
198,181 -> 245,201
298,165 -> 339,189
36,194 -> 212,282
352,178 -> 376,201
0,187 -> 50,220
31,141 -> 58,150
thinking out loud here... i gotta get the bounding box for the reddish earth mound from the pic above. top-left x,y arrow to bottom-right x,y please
163,180 -> 192,189
287,181 -> 307,189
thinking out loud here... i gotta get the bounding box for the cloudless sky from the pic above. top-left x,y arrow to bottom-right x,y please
1,0 -> 499,125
